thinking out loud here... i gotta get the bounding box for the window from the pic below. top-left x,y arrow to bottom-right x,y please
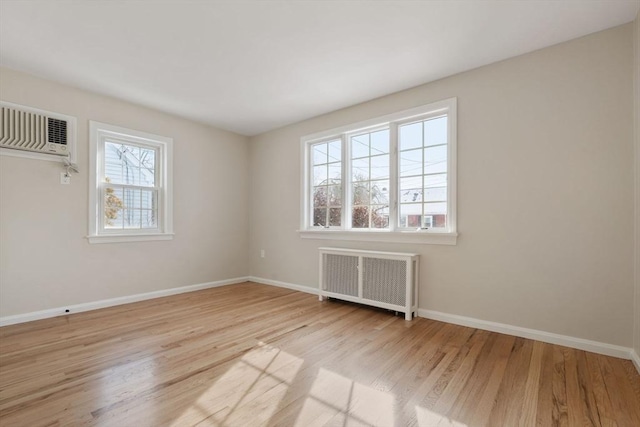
301,98 -> 457,245
89,122 -> 173,243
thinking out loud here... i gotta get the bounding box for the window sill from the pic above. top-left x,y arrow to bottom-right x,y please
87,233 -> 174,244
298,230 -> 457,245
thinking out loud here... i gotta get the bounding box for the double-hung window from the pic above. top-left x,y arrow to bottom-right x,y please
89,121 -> 173,243
301,98 -> 457,245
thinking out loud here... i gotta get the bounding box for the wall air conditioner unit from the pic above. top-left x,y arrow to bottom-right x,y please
0,101 -> 76,162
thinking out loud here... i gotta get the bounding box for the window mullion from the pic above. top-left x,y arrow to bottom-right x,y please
343,134 -> 351,230
421,121 -> 426,228
389,122 -> 398,232
308,142 -> 314,228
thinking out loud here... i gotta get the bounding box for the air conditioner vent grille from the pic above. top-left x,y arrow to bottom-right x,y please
47,118 -> 67,145
0,104 -> 73,157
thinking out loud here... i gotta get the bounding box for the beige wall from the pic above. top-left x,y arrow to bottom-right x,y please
0,68 -> 250,317
249,24 -> 635,347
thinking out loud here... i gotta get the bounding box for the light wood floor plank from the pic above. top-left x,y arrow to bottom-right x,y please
1,282 -> 638,426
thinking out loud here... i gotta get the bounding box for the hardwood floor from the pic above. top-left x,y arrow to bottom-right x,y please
0,282 -> 639,427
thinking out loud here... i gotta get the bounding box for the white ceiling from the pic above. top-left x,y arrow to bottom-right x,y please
1,1 -> 638,136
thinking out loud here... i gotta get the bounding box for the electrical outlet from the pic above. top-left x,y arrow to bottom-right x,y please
260,249 -> 266,258
60,172 -> 70,185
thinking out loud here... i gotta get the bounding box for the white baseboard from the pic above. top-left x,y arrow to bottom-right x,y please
0,276 -> 250,327
250,276 -> 634,360
631,350 -> 640,374
418,308 -> 633,360
3,275 -> 637,367
248,276 -> 319,295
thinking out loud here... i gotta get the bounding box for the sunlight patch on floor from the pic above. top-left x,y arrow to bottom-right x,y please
170,341 -> 304,426
415,406 -> 468,427
294,368 -> 395,427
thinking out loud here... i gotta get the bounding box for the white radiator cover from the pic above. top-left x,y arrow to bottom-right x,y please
319,247 -> 419,320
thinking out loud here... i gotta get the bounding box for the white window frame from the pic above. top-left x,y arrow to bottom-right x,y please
88,121 -> 174,244
300,98 -> 457,245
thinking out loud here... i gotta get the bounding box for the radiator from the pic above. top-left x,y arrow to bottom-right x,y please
318,247 -> 419,320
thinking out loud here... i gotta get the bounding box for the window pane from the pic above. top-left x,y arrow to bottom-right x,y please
313,208 -> 327,227
400,176 -> 422,190
329,208 -> 341,227
424,186 -> 447,202
313,186 -> 327,208
371,205 -> 389,229
400,203 -> 422,228
370,129 -> 389,154
424,145 -> 447,175
105,142 -> 155,187
139,148 -> 156,170
123,188 -> 141,209
138,166 -> 155,187
400,187 -> 422,203
370,180 -> 389,205
313,164 -> 328,186
370,154 -> 389,180
105,208 -> 123,229
328,140 -> 341,162
104,167 -> 123,185
351,134 -> 369,159
424,116 -> 447,147
424,202 -> 447,214
120,165 -> 141,186
328,163 -> 341,182
104,187 -> 124,228
400,149 -> 422,177
328,185 -> 342,207
428,214 -> 447,228
141,209 -> 157,228
352,206 -> 369,228
123,209 -> 141,229
313,143 -> 328,165
351,158 -> 369,182
128,146 -> 141,165
425,173 -> 447,188
399,122 -> 422,151
140,189 -> 157,210
352,182 -> 370,205
104,142 -> 125,184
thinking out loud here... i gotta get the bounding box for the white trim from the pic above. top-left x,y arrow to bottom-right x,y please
299,229 -> 457,245
87,233 -> 174,244
248,276 -> 319,295
418,308 -> 633,360
0,277 -> 249,327
631,350 -> 640,375
318,246 -> 419,258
